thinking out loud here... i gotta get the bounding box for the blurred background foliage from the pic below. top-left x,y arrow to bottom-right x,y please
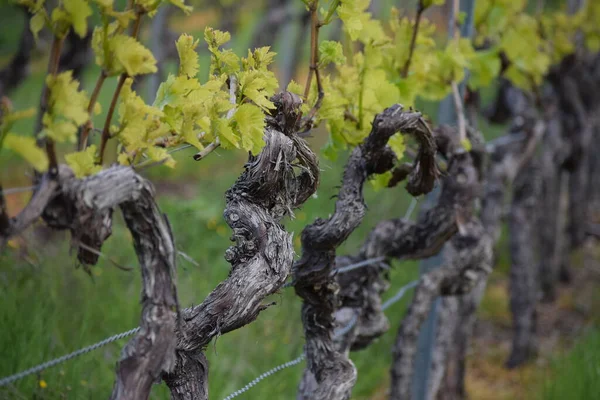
0,0 -> 598,399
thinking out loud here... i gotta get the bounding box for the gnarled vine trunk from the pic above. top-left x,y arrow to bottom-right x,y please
294,104 -> 438,400
163,92 -> 319,400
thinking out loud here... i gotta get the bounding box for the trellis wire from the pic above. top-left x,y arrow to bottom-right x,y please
222,279 -> 418,400
282,255 -> 392,288
404,197 -> 418,220
0,185 -> 38,196
0,328 -> 140,387
335,256 -> 387,274
221,354 -> 306,400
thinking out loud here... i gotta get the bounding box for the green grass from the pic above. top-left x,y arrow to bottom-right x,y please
538,328 -> 600,400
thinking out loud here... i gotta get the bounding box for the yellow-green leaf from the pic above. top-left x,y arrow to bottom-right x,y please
204,27 -> 231,51
63,0 -> 92,38
370,170 -> 392,191
146,146 -> 176,168
461,138 -> 472,151
286,80 -> 304,97
176,34 -> 200,77
233,103 -> 265,155
319,40 -> 346,66
3,133 -> 49,172
65,144 -> 102,178
214,118 -> 239,149
44,71 -> 89,143
168,0 -> 192,14
110,35 -> 157,76
30,11 -> 46,39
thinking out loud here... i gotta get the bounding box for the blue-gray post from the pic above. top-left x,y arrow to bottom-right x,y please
412,1 -> 476,399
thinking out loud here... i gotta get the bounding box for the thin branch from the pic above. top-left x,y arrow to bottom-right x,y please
0,174 -> 58,244
98,74 -> 126,164
303,1 -> 319,100
98,11 -> 144,164
401,0 -> 425,78
38,36 -> 66,175
300,1 -> 325,129
0,185 -> 9,237
451,81 -> 466,144
79,71 -> 107,150
452,0 -> 461,41
192,140 -> 220,161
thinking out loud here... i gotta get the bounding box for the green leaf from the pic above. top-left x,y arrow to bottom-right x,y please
461,138 -> 472,151
239,71 -> 276,110
244,47 -> 276,71
214,118 -> 239,149
168,0 -> 192,14
63,0 -> 92,38
65,144 -> 102,178
110,34 -> 157,76
469,48 -> 501,89
286,80 -> 304,97
44,71 -> 89,143
30,11 -> 46,39
233,103 -> 265,155
319,40 -> 346,66
176,34 -> 200,77
204,27 -> 231,52
338,0 -> 370,41
370,170 -> 392,191
3,133 -> 49,172
146,146 -> 176,168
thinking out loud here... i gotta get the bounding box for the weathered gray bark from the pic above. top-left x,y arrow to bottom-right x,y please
424,109 -> 545,397
163,92 -> 319,400
588,124 -> 600,222
64,168 -> 178,400
388,124 -> 490,400
430,281 -> 487,400
546,52 -> 600,285
561,76 -> 593,252
537,116 -> 567,302
506,160 -> 540,368
2,165 -> 179,400
331,125 -> 481,359
0,174 -> 58,246
390,218 -> 493,400
294,104 -> 438,400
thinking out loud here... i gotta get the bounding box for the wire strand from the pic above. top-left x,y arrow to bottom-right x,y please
0,185 -> 38,196
0,328 -> 140,387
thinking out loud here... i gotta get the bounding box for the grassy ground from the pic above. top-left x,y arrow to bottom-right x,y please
539,328 -> 600,400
